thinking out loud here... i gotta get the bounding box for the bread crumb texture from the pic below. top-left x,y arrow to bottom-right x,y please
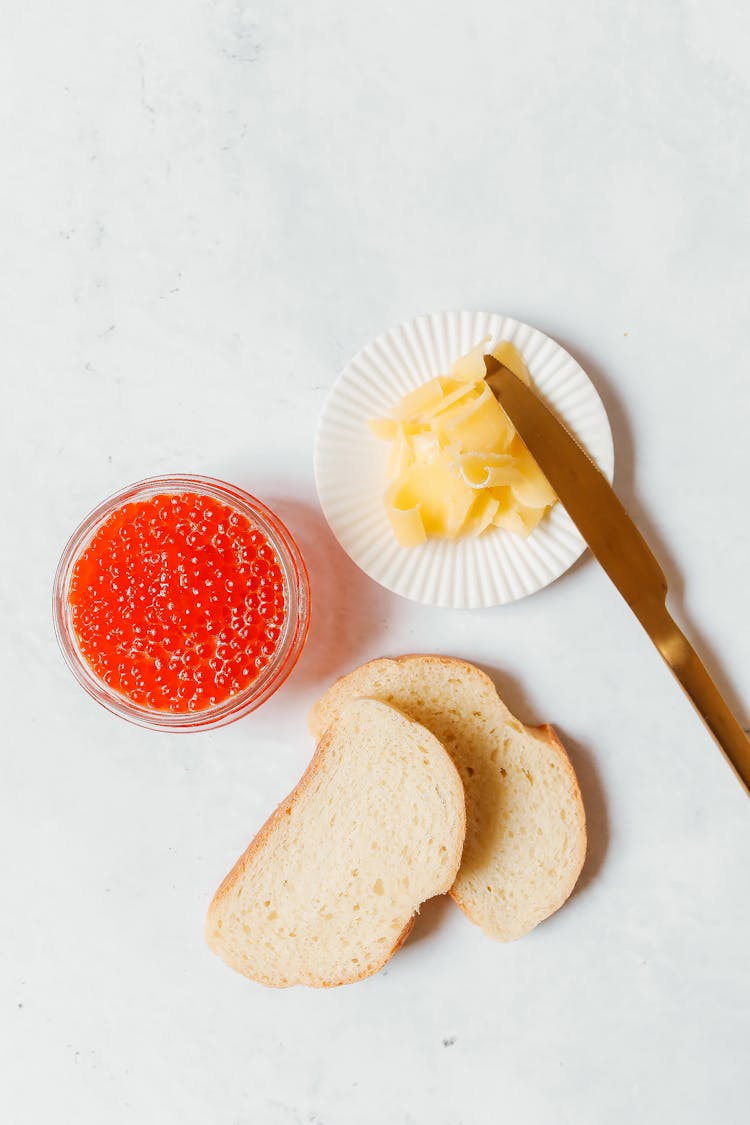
311,656 -> 586,941
206,698 -> 465,987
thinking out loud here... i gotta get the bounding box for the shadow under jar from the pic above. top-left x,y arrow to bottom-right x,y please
54,475 -> 310,732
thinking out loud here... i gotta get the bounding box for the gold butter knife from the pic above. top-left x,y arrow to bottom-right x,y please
484,355 -> 750,796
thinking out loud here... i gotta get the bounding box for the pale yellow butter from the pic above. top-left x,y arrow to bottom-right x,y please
371,340 -> 557,548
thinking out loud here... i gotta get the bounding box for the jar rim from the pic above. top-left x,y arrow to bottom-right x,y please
53,474 -> 310,732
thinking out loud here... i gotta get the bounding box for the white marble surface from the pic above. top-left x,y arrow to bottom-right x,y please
2,2 -> 749,1122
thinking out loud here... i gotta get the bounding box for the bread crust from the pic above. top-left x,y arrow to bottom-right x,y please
310,655 -> 588,942
449,722 -> 587,937
206,701 -> 464,987
309,653 -> 512,736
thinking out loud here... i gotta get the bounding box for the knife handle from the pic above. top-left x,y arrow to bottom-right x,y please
655,613 -> 750,795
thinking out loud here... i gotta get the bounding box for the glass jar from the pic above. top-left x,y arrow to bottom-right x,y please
53,475 -> 310,732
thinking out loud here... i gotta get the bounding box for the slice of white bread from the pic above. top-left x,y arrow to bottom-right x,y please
310,656 -> 586,942
206,698 -> 466,988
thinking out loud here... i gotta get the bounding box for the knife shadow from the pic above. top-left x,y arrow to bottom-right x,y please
553,336 -> 749,729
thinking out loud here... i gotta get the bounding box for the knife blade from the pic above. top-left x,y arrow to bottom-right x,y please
484,354 -> 750,796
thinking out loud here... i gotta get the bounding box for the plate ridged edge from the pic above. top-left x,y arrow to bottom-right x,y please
315,311 -> 614,608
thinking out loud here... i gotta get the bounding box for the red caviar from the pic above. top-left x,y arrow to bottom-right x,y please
68,492 -> 286,713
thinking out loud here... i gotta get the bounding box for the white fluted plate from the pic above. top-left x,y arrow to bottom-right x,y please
315,311 -> 614,608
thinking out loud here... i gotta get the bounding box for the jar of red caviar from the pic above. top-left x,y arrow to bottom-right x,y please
54,475 -> 310,731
